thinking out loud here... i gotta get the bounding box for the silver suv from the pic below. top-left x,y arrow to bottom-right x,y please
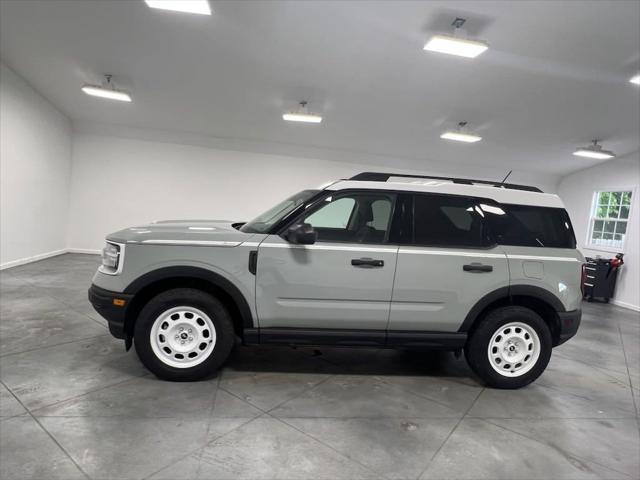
89,172 -> 583,388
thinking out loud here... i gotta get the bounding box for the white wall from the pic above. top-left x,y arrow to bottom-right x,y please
67,133 -> 559,251
558,154 -> 640,311
4,62 -> 637,312
0,63 -> 72,268
5,63 -> 636,312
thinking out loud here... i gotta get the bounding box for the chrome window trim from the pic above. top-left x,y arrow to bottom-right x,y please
260,243 -> 398,253
506,254 -> 581,262
398,248 -> 505,258
397,248 -> 579,262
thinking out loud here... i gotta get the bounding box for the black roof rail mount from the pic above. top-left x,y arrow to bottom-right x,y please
348,172 -> 543,193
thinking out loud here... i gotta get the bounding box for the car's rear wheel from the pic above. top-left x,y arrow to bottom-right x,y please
134,288 -> 235,381
464,306 -> 552,389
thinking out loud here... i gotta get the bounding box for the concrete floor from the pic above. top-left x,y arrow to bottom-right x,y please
0,253 -> 638,480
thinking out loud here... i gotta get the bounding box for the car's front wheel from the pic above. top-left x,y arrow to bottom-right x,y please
464,306 -> 552,389
134,288 -> 235,381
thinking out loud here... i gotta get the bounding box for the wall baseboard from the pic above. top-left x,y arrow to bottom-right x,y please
610,299 -> 640,312
67,248 -> 101,255
1,248 -> 101,270
0,249 -> 68,270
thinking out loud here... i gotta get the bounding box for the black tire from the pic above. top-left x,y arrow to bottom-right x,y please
464,306 -> 552,389
134,288 -> 235,381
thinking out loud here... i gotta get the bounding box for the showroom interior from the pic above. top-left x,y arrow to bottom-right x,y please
0,0 -> 639,479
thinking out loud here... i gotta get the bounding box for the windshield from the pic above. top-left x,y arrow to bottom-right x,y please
240,190 -> 320,234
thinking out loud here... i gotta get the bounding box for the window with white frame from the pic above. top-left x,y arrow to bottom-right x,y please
588,190 -> 633,250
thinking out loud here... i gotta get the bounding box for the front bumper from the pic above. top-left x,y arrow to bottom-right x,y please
557,309 -> 581,345
88,284 -> 134,339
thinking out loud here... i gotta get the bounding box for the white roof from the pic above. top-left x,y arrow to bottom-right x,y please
327,179 -> 564,209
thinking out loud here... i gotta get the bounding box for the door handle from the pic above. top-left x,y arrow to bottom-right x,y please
463,263 -> 493,273
351,258 -> 384,268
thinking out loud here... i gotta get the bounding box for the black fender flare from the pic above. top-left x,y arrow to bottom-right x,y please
124,266 -> 254,328
458,285 -> 565,332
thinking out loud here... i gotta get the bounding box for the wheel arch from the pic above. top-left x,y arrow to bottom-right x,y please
123,266 -> 254,347
459,285 -> 566,346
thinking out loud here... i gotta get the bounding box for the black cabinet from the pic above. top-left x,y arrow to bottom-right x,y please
583,257 -> 620,303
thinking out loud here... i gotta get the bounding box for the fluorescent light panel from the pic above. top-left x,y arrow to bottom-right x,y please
572,149 -> 615,160
282,112 -> 322,123
424,34 -> 488,58
440,131 -> 482,143
630,74 -> 640,85
145,0 -> 211,15
81,85 -> 132,102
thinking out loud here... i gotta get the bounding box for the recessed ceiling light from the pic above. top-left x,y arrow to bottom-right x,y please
424,35 -> 488,58
144,0 -> 211,15
573,140 -> 616,160
283,101 -> 322,124
630,74 -> 640,85
424,17 -> 488,59
82,75 -> 132,102
440,122 -> 482,143
441,131 -> 483,143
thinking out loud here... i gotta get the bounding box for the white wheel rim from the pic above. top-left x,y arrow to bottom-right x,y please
487,322 -> 540,377
150,306 -> 217,368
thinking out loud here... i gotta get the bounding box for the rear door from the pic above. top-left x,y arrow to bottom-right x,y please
388,194 -> 509,332
256,191 -> 399,331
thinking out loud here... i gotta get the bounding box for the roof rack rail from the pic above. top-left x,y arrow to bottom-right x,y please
349,172 -> 543,193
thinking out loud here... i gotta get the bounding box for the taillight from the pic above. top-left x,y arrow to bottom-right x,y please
580,264 -> 586,296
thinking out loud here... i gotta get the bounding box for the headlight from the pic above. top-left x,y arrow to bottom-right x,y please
100,242 -> 124,274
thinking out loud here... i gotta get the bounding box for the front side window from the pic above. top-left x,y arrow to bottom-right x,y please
412,194 -> 491,248
301,193 -> 394,244
588,190 -> 633,250
305,197 -> 355,228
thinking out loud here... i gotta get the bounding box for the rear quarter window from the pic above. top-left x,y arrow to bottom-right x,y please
485,204 -> 576,249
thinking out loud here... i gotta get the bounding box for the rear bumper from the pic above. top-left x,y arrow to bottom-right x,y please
88,284 -> 133,339
556,309 -> 581,345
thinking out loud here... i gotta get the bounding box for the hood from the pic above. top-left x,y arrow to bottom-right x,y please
106,220 -> 254,245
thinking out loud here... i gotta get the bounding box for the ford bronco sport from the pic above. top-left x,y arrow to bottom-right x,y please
89,172 -> 583,388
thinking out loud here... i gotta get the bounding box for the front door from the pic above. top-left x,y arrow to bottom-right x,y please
255,191 -> 398,331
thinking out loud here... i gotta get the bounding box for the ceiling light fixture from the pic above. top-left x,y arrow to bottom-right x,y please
144,0 -> 212,15
282,101 -> 322,124
440,122 -> 482,143
81,75 -> 132,102
630,74 -> 640,85
424,18 -> 488,58
573,140 -> 616,160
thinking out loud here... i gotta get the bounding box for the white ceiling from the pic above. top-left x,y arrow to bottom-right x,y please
1,0 -> 638,177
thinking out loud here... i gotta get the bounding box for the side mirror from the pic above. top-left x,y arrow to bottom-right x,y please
286,223 -> 317,245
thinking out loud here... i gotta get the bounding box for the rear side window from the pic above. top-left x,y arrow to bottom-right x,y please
412,194 -> 492,248
484,203 -> 576,249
